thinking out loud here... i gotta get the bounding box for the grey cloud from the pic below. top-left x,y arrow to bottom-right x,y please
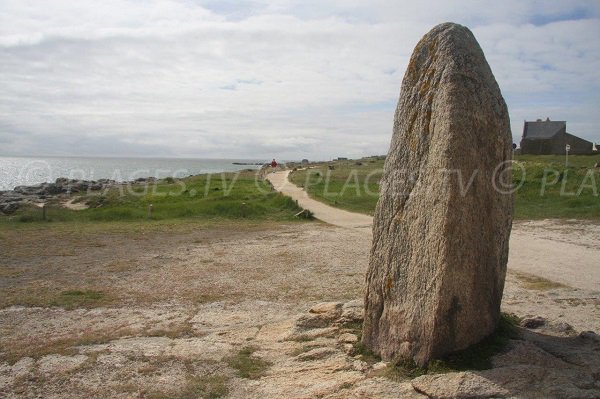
0,1 -> 599,159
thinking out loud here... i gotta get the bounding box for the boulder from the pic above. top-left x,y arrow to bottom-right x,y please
520,316 -> 546,329
337,333 -> 359,344
0,202 -> 20,214
362,23 -> 514,366
411,372 -> 509,399
297,302 -> 343,329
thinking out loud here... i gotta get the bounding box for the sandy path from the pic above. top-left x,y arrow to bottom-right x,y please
267,170 -> 373,229
509,220 -> 600,292
268,170 -> 600,292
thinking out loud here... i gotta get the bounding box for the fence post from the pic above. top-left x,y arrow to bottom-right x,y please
148,204 -> 153,219
42,203 -> 47,221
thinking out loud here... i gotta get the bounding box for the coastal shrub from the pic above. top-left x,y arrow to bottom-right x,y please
18,213 -> 38,223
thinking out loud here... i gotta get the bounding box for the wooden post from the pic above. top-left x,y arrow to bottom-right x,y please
42,204 -> 47,221
241,202 -> 247,218
148,204 -> 153,219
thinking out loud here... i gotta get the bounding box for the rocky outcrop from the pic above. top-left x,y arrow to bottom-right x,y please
2,300 -> 598,398
412,372 -> 509,399
286,302 -> 600,398
363,22 -> 514,366
0,177 -> 152,214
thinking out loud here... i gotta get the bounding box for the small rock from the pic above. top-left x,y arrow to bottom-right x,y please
297,303 -> 344,329
337,300 -> 364,326
412,372 -> 509,399
343,344 -> 354,355
310,302 -> 342,315
371,362 -> 387,371
296,313 -> 337,329
579,331 -> 600,343
352,360 -> 368,372
338,333 -> 358,344
286,326 -> 339,341
296,347 -> 337,361
520,316 -> 546,329
554,322 -> 574,333
11,357 -> 35,378
37,354 -> 88,375
0,202 -> 19,214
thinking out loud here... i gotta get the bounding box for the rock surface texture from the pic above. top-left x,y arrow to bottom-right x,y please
363,22 -> 514,366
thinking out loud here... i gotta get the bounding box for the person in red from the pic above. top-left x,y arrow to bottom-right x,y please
271,159 -> 278,169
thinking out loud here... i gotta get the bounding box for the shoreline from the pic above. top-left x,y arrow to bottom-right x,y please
0,165 -> 273,216
0,156 -> 271,192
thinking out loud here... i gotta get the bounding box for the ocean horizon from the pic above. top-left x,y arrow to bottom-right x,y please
0,155 -> 271,191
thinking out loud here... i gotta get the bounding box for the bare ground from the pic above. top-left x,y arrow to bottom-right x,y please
0,220 -> 599,398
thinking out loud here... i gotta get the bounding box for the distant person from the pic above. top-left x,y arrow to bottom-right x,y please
271,159 -> 278,169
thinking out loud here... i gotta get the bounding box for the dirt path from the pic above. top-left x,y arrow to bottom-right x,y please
267,170 -> 373,229
268,170 -> 600,293
509,220 -> 600,292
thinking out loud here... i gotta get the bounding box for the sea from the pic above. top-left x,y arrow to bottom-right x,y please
0,156 -> 267,191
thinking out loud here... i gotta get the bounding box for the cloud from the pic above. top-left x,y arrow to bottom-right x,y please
0,0 -> 599,160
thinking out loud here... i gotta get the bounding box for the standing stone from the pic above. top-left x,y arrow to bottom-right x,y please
362,23 -> 513,367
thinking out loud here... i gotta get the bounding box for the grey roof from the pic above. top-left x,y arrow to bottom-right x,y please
523,120 -> 566,139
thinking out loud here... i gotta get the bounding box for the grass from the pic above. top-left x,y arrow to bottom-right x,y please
380,313 -> 521,381
511,155 -> 600,219
290,154 -> 600,219
348,313 -> 520,381
50,289 -> 107,308
0,328 -> 127,364
513,271 -> 569,290
225,346 -> 271,379
344,320 -> 382,365
177,375 -> 230,399
0,170 -> 304,227
146,374 -> 230,399
1,287 -> 113,310
289,157 -> 383,215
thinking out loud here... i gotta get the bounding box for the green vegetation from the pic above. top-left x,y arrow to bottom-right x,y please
511,155 -> 600,219
1,171 -> 304,227
348,313 -> 520,380
425,313 -> 521,371
225,346 -> 271,379
290,154 -> 600,219
345,320 -> 382,365
2,288 -> 112,310
177,375 -> 230,399
51,289 -> 107,309
146,374 -> 230,399
289,157 -> 383,215
378,313 -> 521,381
513,271 -> 569,290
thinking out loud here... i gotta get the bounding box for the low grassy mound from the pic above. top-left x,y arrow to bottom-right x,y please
2,171 -> 303,225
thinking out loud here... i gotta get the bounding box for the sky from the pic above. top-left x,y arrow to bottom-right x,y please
0,0 -> 599,160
